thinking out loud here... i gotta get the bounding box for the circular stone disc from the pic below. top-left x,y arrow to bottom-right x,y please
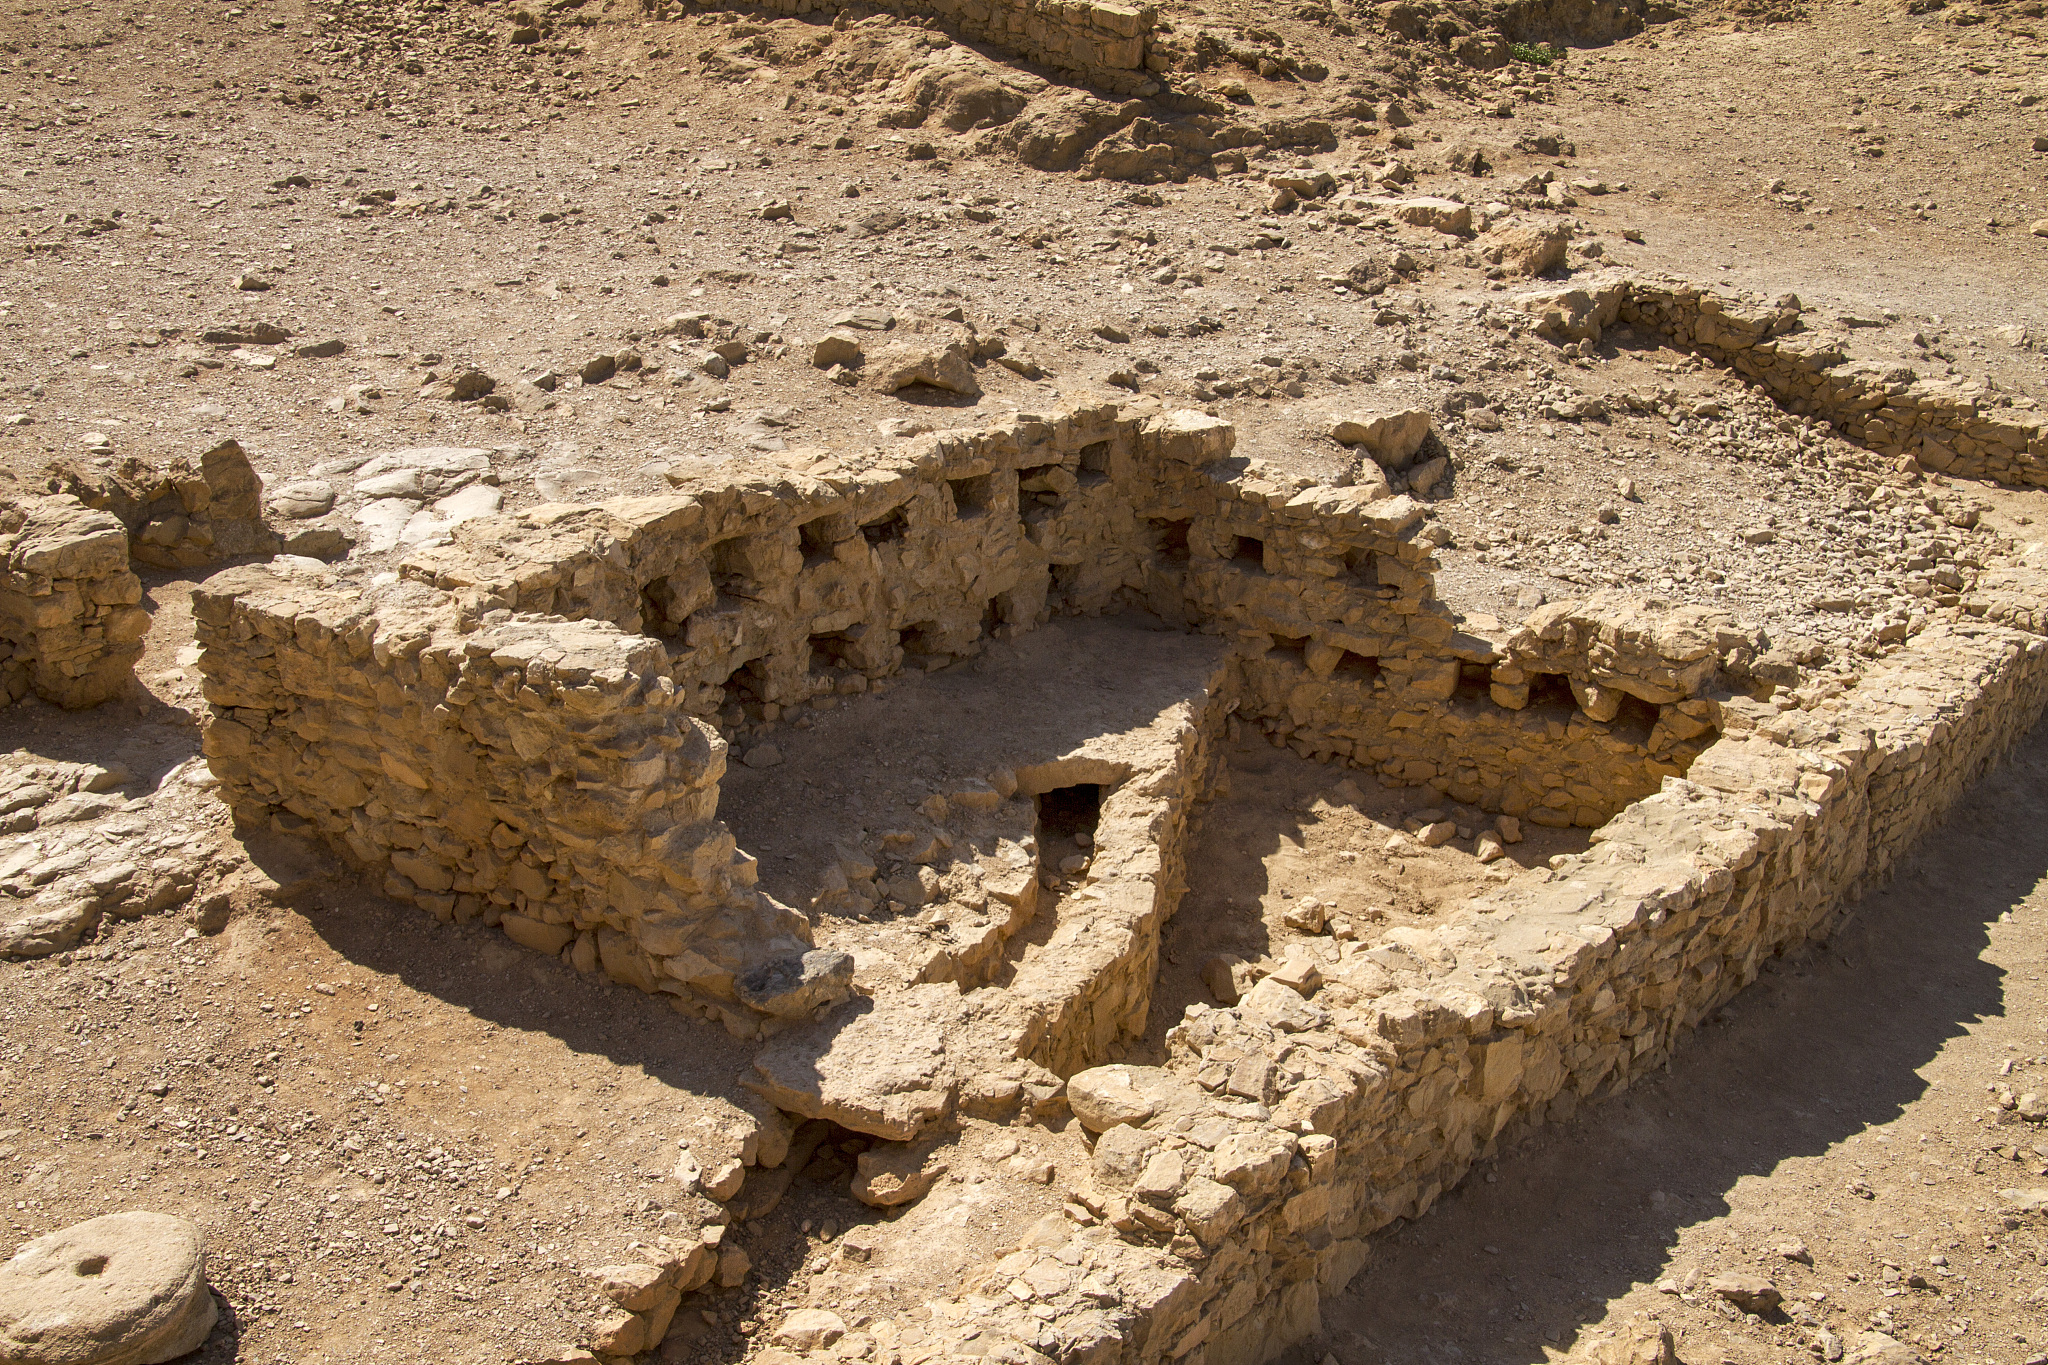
0,1211 -> 217,1365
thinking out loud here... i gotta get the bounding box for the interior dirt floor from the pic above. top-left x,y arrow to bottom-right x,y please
1141,734 -> 1593,1062
718,613 -> 1228,999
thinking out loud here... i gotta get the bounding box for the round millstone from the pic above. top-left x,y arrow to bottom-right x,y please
0,1212 -> 217,1365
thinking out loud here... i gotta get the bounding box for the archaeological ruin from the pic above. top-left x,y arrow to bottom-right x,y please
161,370 -> 2048,1362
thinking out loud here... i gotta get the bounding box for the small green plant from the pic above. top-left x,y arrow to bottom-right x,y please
1508,41 -> 1563,64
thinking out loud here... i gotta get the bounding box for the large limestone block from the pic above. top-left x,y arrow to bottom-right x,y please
0,1211 -> 216,1365
1328,409 -> 1432,469
850,1140 -> 949,1208
1390,196 -> 1473,236
751,988 -> 957,1140
1565,1321 -> 1676,1365
1066,1065 -> 1155,1132
870,337 -> 979,397
1479,220 -> 1570,276
1506,591 -> 1759,705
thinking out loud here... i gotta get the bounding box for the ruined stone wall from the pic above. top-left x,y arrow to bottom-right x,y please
744,0 -> 1156,92
897,603 -> 2048,1365
201,400 -> 1738,1033
1517,275 -> 2048,488
42,439 -> 283,568
1241,659 -> 1715,827
399,403 -> 1451,746
0,488 -> 148,709
190,566 -> 818,1033
1005,694 -> 1232,1079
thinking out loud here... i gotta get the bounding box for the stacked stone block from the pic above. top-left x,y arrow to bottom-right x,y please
745,0 -> 1156,91
0,488 -> 148,709
191,565 -> 816,1035
200,400 -> 1743,1037
892,604 -> 2048,1365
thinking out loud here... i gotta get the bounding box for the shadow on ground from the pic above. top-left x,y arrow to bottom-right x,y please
1289,719 -> 2048,1365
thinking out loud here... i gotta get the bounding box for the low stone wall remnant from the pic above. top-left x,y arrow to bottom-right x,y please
199,401 -> 1726,1037
1,481 -> 148,709
183,392 -> 2048,1365
1516,274 -> 2048,488
739,0 -> 1157,94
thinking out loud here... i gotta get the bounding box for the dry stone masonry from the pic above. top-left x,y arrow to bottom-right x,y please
1,480 -> 149,710
185,397 -> 2048,1365
3,442 -> 293,712
1516,274 -> 2048,488
872,607 -> 2048,1365
741,0 -> 1156,94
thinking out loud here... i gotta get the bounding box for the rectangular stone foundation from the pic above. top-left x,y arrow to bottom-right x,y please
186,398 -> 2048,1365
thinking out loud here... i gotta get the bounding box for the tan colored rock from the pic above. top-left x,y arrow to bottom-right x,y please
851,1142 -> 949,1208
1330,409 -> 1433,468
1391,197 -> 1473,235
585,1308 -> 646,1357
1566,1321 -> 1676,1365
1131,1149 -> 1187,1210
1200,954 -> 1242,1004
870,336 -> 979,397
812,332 -> 865,370
1241,975 -> 1327,1032
1843,1332 -> 1923,1365
0,487 -> 145,709
1090,1123 -> 1163,1186
1507,592 -> 1758,707
0,1211 -> 217,1365
45,440 -> 279,569
773,1309 -> 847,1351
584,1263 -> 667,1313
500,914 -> 575,956
1998,1186 -> 2048,1215
1066,1066 -> 1156,1132
1173,1176 -> 1244,1246
1708,1272 -> 1781,1313
1480,221 -> 1571,276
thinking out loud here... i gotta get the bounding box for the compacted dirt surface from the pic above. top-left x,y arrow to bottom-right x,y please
4,0 -> 2048,1356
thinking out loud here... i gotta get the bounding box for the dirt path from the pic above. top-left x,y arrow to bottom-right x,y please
1294,721 -> 2048,1365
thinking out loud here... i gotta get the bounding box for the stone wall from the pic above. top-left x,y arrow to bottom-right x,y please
747,0 -> 1156,93
190,565 -> 820,1034
890,600 -> 2048,1365
1516,275 -> 2048,488
0,484 -> 148,709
